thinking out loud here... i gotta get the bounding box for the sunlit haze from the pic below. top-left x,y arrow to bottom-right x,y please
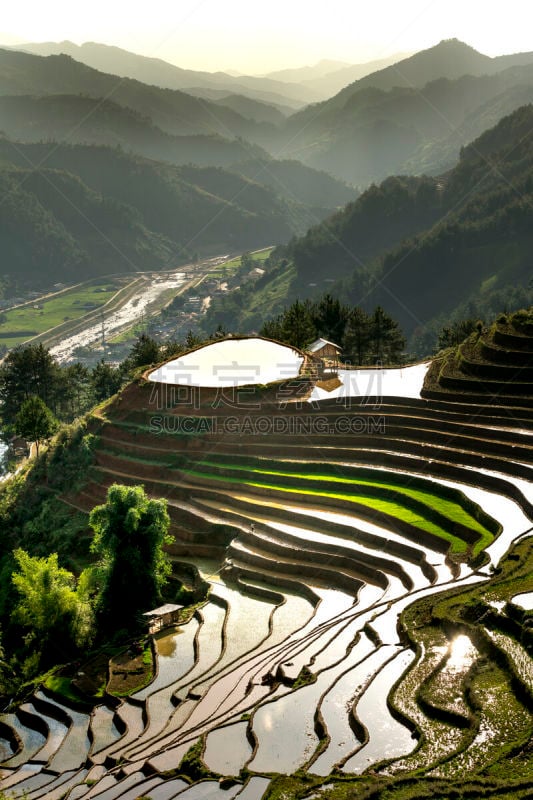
1,0 -> 532,73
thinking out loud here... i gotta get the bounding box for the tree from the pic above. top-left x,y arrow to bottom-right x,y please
61,362 -> 94,420
311,294 -> 349,345
0,343 -> 61,428
15,395 -> 58,456
279,300 -> 316,349
91,360 -> 123,402
369,306 -> 406,364
128,333 -> 161,369
90,485 -> 172,631
344,307 -> 372,365
437,318 -> 480,351
185,330 -> 203,350
11,549 -> 91,662
240,251 -> 255,271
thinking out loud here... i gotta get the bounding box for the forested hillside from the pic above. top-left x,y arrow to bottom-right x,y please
205,105 -> 533,350
0,94 -> 270,167
0,139 -> 342,289
0,168 -> 173,285
283,41 -> 533,183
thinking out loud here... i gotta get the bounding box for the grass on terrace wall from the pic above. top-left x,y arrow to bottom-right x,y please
181,468 -> 473,555
198,460 -> 494,545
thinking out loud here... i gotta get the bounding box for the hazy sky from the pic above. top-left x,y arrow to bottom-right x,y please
1,0 -> 532,73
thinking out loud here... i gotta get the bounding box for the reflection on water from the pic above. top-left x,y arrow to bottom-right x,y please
512,591 -> 533,611
156,626 -> 183,658
149,338 -> 303,388
0,736 -> 13,762
343,648 -> 416,774
203,721 -> 251,775
447,635 -> 476,672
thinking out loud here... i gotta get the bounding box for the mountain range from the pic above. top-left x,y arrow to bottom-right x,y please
283,40 -> 533,183
3,39 -> 533,189
205,104 -> 533,350
5,41 -> 322,108
1,36 -> 533,336
6,42 -> 411,105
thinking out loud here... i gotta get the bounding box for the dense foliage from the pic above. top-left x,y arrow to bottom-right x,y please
11,549 -> 92,662
0,343 -> 126,432
261,295 -> 406,364
0,139 -> 345,290
14,396 -> 58,456
89,485 -> 172,632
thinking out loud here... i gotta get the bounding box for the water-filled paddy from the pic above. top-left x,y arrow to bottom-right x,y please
203,721 -> 252,775
342,647 -> 417,773
309,363 -> 430,402
149,337 -> 303,387
512,591 -> 533,610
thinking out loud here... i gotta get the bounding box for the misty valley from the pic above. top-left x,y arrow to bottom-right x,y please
0,32 -> 532,800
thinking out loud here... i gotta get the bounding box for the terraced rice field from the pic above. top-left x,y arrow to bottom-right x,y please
1,344 -> 532,799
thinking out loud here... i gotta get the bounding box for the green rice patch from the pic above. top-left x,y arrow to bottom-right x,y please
182,469 -> 469,554
196,461 -> 494,554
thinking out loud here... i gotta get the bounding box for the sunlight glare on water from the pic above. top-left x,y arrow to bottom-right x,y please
447,635 -> 476,671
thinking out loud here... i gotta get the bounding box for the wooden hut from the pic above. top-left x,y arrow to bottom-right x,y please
143,603 -> 183,633
307,338 -> 342,372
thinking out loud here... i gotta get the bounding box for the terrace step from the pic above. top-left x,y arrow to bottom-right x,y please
89,706 -> 123,758
1,705 -> 48,768
89,702 -> 146,766
23,768 -> 89,800
34,690 -> 91,772
480,337 -> 533,366
125,776 -> 189,798
493,327 -> 533,351
98,410 -> 533,467
184,459 -> 487,545
216,433 -> 533,489
181,477 -> 456,557
197,492 -> 440,582
239,523 -> 415,590
227,538 -> 381,596
0,767 -> 60,797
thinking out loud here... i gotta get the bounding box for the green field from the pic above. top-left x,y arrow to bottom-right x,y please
0,282 -> 121,347
207,248 -> 274,277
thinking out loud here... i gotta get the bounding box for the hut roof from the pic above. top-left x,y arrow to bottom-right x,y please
142,603 -> 183,619
308,338 -> 342,354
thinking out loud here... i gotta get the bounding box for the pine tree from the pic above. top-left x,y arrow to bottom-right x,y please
344,307 -> 372,365
280,300 -> 317,350
370,306 -> 406,364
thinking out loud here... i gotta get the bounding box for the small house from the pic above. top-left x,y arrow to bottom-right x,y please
307,338 -> 342,371
143,603 -> 183,634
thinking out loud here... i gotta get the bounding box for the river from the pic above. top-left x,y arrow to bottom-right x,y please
50,270 -> 187,364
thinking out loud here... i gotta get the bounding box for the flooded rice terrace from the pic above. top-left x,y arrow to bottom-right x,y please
1,334 -> 532,798
149,337 -> 304,387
